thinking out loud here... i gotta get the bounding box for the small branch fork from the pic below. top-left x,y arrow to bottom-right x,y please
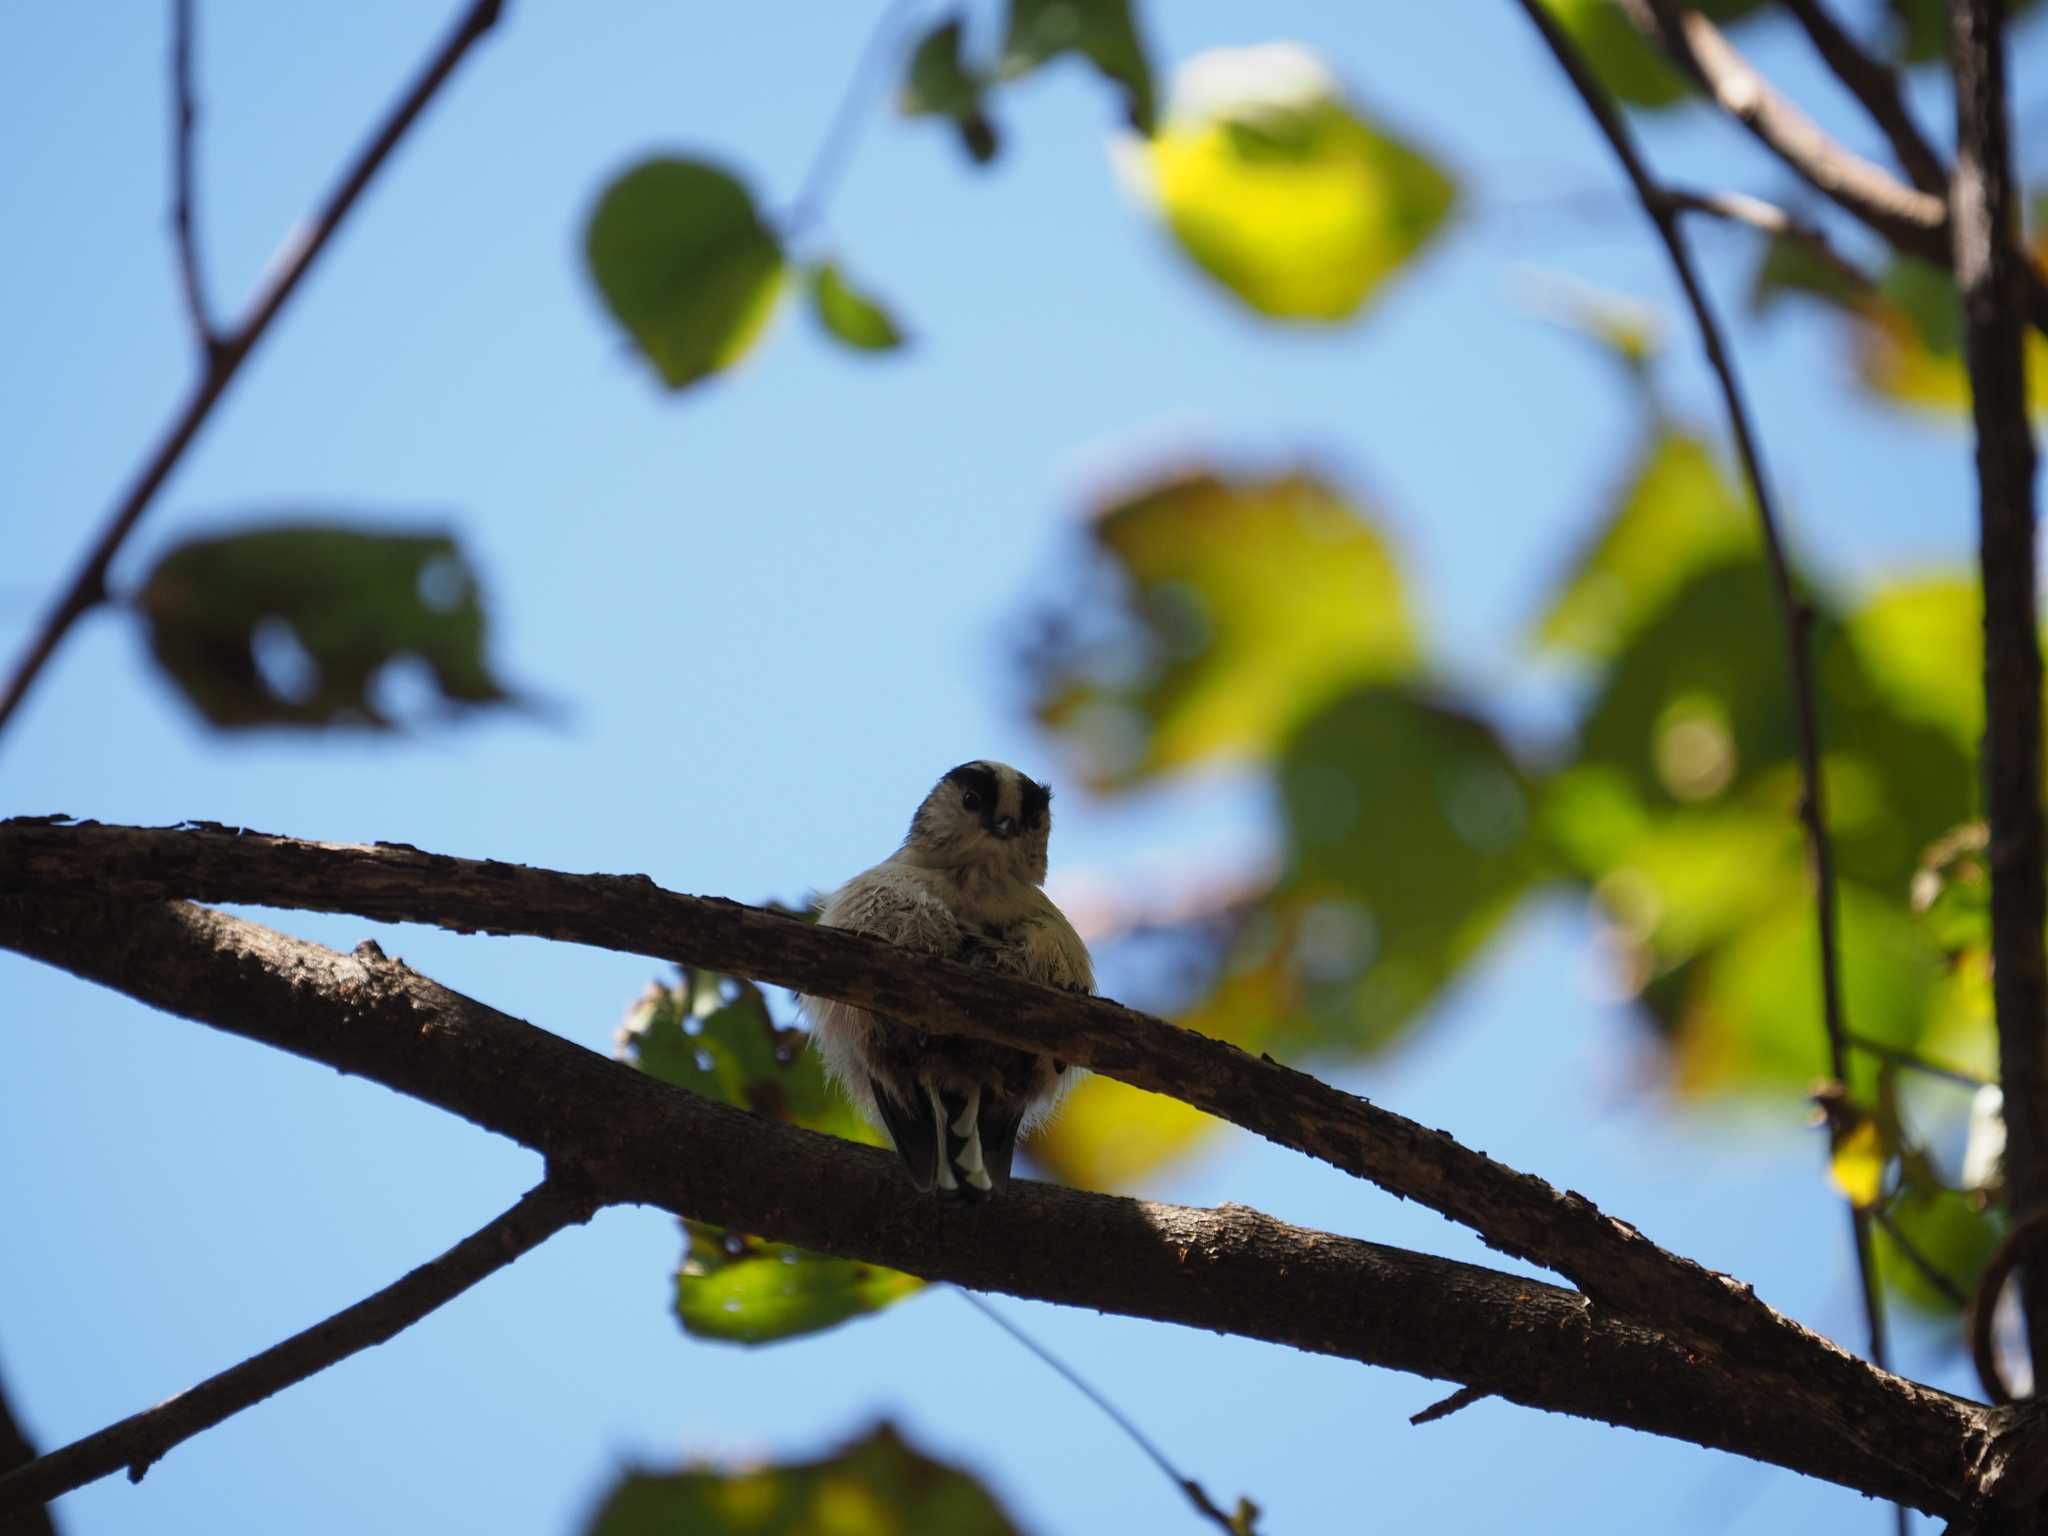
0,0 -> 507,744
1950,0 -> 2048,1401
1507,0 -> 1892,1405
0,1177 -> 599,1512
0,821 -> 2035,1524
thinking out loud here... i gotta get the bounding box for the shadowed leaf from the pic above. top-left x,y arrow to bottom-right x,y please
1028,467 -> 1417,788
901,17 -> 1000,163
137,524 -> 511,729
810,261 -> 908,353
586,158 -> 785,390
586,1422 -> 1027,1536
1129,44 -> 1454,322
620,973 -> 919,1344
1536,0 -> 1769,108
1877,1183 -> 2000,1316
1001,0 -> 1156,132
1887,0 -> 2044,62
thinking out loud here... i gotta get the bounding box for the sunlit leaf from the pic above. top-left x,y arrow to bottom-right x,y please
136,524 -> 512,730
1828,1113 -> 1888,1209
1276,686 -> 1539,1052
619,975 -> 917,1344
809,261 -> 907,353
1673,882 -> 1942,1096
1128,44 -> 1454,322
1002,0 -> 1156,131
585,1422 -> 1027,1536
1533,433 -> 1756,661
1845,576 -> 1982,751
1912,822 -> 1991,955
586,158 -> 785,390
901,17 -> 999,163
1028,468 -> 1417,788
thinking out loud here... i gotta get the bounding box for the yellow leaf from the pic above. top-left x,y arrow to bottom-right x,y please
1828,1116 -> 1887,1210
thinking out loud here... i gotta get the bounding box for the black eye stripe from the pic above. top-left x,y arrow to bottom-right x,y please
1018,777 -> 1051,830
944,763 -> 1001,818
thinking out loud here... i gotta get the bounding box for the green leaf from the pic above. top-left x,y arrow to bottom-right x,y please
1912,822 -> 1991,956
1845,576 -> 1983,751
1888,0 -> 2044,62
1028,468 -> 1418,788
1137,45 -> 1455,322
585,1422 -> 1028,1536
1275,686 -> 1538,1052
1535,0 -> 1769,108
1533,433 -> 1757,661
136,524 -> 512,729
901,17 -> 1000,164
619,975 -> 919,1344
672,1222 -> 923,1346
809,262 -> 907,353
585,158 -> 786,390
1001,0 -> 1156,132
1876,1184 -> 2000,1316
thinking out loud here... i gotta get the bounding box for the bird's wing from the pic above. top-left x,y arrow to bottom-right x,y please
818,863 -> 965,954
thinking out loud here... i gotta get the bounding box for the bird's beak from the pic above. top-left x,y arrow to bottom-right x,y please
991,816 -> 1017,839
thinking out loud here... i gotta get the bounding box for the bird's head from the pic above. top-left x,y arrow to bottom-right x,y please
900,761 -> 1054,884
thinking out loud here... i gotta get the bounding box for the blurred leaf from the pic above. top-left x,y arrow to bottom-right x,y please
136,524 -> 511,729
620,975 -> 917,1344
1536,0 -> 1768,109
1533,433 -> 1756,661
809,262 -> 908,353
1673,881 -> 1942,1095
1912,822 -> 1991,955
1002,0 -> 1156,131
671,1221 -> 923,1346
1137,45 -> 1454,322
1888,0 -> 2044,62
1877,1184 -> 2000,1316
586,158 -> 785,390
1030,468 -> 1417,788
901,17 -> 1000,163
1749,230 -> 1874,316
586,1422 -> 1027,1536
1845,576 -> 1982,750
1276,686 -> 1538,1052
1827,1110 -> 1889,1209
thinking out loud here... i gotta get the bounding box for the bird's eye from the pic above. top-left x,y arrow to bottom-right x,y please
961,791 -> 981,812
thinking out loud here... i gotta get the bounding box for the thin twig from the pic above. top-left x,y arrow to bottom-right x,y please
1952,0 -> 2048,1398
0,0 -> 507,746
0,1176 -> 600,1512
1780,0 -> 1946,195
169,0 -> 218,353
955,1289 -> 1252,1534
1506,0 -> 1901,1505
784,0 -> 928,237
1843,1032 -> 1991,1090
1662,185 -> 1877,295
1410,1384 -> 1492,1427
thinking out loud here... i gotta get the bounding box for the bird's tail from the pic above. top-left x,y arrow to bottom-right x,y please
869,1076 -> 1025,1198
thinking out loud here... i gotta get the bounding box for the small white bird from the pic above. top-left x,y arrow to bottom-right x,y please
803,761 -> 1093,1197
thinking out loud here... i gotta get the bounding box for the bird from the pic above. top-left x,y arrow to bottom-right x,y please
802,761 -> 1093,1198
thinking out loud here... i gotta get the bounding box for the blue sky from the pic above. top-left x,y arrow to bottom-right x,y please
0,2 -> 2024,1532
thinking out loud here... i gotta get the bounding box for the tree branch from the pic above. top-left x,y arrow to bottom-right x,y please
169,0 -> 218,354
1663,186 -> 1876,295
1626,1 -> 2048,335
0,1177 -> 598,1513
0,895 -> 2026,1522
1951,0 -> 2048,1398
1780,0 -> 1946,195
0,1351 -> 58,1536
1509,0 -> 1891,1391
0,0 -> 506,744
0,817 -> 1908,1396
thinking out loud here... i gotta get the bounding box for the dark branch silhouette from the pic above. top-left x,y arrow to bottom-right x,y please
0,0 -> 506,742
0,895 -> 2027,1523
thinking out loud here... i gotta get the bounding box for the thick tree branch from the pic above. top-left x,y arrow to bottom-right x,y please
0,0 -> 505,744
1780,0 -> 1946,195
1510,0 -> 1892,1388
0,1178 -> 598,1513
0,818 -> 1907,1396
0,895 -> 2031,1522
1626,1 -> 2048,334
1952,0 -> 2048,1397
0,1354 -> 57,1536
